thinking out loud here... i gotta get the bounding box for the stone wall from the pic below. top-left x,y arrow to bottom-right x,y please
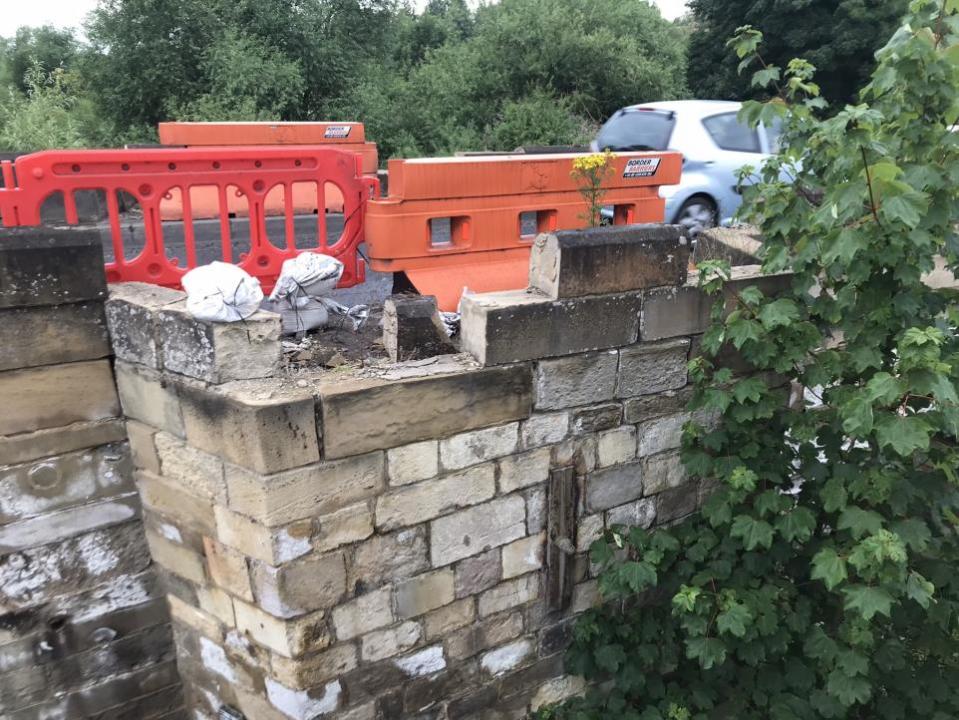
102,224 -> 785,720
0,228 -> 182,719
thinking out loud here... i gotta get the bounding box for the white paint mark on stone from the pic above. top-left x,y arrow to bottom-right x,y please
274,527 -> 312,564
77,531 -> 122,574
200,636 -> 236,683
157,522 -> 183,543
266,678 -> 342,719
480,639 -> 533,676
393,645 -> 446,677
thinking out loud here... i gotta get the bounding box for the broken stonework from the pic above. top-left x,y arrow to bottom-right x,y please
382,294 -> 457,362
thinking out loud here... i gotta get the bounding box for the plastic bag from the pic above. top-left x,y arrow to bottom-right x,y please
182,262 -> 264,322
269,253 -> 344,308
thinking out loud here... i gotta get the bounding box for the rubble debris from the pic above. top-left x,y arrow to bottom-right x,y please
383,294 -> 458,363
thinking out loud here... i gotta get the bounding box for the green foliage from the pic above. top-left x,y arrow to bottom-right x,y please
549,2 -> 959,718
0,65 -> 88,151
687,0 -> 909,105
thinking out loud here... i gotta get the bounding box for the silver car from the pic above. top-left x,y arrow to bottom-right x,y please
592,100 -> 781,234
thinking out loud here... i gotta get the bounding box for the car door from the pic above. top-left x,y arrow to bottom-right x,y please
700,112 -> 765,222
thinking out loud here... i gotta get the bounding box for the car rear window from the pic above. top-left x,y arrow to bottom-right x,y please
596,109 -> 674,151
702,112 -> 761,153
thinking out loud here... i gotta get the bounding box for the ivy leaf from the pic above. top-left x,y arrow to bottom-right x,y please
717,602 -> 753,638
875,415 -> 932,456
776,507 -> 817,542
843,585 -> 894,620
811,548 -> 848,590
731,515 -> 775,550
686,637 -> 727,670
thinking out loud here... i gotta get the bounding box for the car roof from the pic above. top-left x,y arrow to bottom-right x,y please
622,100 -> 742,115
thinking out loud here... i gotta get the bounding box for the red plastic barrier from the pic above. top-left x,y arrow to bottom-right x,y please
0,146 -> 376,292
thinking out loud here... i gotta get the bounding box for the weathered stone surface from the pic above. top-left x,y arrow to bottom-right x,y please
393,644 -> 446,677
530,674 -> 587,711
520,412 -> 569,449
350,527 -> 430,593
656,482 -> 700,524
387,440 -> 439,486
478,574 -> 540,617
0,360 -> 120,435
525,486 -> 547,535
228,451 -> 384,527
642,450 -> 688,495
445,611 -> 524,661
501,533 -> 545,579
497,447 -> 551,494
179,382 -> 319,475
606,497 -> 657,529
454,548 -> 502,599
576,514 -> 604,553
0,441 -> 132,524
570,403 -> 622,434
375,464 -> 495,531
144,528 -> 207,584
623,386 -> 694,423
156,303 -> 281,383
318,363 -> 532,459
0,492 -> 140,552
440,424 -> 519,471
203,537 -> 254,602
0,418 -> 126,466
265,677 -> 342,720
585,461 -> 644,512
616,338 -> 690,398
424,598 -> 475,640
332,587 -> 394,641
271,644 -> 358,690
126,419 -> 160,474
313,502 -> 374,553
106,282 -> 184,367
154,431 -> 225,503
395,569 -> 455,619
383,294 -> 457,362
250,552 -> 347,618
637,413 -> 689,457
528,225 -> 689,299
214,505 -> 312,565
595,426 -> 637,468
480,638 -> 533,677
571,580 -> 599,613
361,620 -> 422,662
640,285 -> 711,341
430,495 -> 527,567
233,600 -> 330,658
137,471 -> 216,537
460,289 -> 641,365
114,361 -> 184,436
0,227 -> 106,308
534,351 -> 618,410
0,302 -> 110,372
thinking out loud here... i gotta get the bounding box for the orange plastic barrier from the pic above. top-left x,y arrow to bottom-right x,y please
366,152 -> 682,310
157,122 -> 379,220
0,146 -> 375,291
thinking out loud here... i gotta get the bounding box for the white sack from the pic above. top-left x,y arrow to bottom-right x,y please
182,262 -> 264,322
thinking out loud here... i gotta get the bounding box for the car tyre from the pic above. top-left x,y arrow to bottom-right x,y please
674,195 -> 718,237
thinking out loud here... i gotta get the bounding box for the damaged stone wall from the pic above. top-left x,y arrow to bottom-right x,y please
0,228 -> 182,719
104,223 -> 788,720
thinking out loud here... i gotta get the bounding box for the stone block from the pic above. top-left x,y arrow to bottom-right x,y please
0,441 -> 133,524
571,403 -> 623,434
637,413 -> 689,457
525,486 -> 547,534
318,363 -> 532,459
387,440 -> 439,486
361,621 -> 422,662
445,609 -> 525,662
270,644 -> 358,690
234,600 -> 330,658
424,598 -> 475,640
227,451 -> 384,527
616,338 -> 690,398
459,289 -> 641,365
393,645 -> 446,677
480,638 -> 533,677
520,412 -> 569,449
137,470 -> 216,537
126,419 -> 160,474
606,497 -> 657,529
623,386 -> 694,423
313,502 -> 374,553
530,675 -> 587,712
383,294 -> 456,362
528,225 -> 689,299
203,538 -> 254,602
478,574 -> 540,617
576,514 -> 604,553
156,303 -> 281,383
571,580 -> 599,613
0,360 -> 120,435
395,569 -> 455,619
349,526 -> 429,594
656,482 -> 700,524
454,547 -> 502,599
250,552 -> 347,618
640,285 -> 711,341
497,447 -> 551,494
114,361 -> 184,436
331,587 -> 394,641
145,528 -> 207,585
214,506 -> 312,565
534,351 -> 618,410
168,594 -> 224,641
0,226 -> 106,308
0,492 -> 140,552
265,678 -> 342,720
105,282 -> 184,367
179,382 -> 319,475
375,464 -> 495,531
440,423 -> 519,471
501,533 -> 545,579
154,431 -> 225,503
596,426 -> 637,468
430,495 -> 527,567
0,302 -> 110,372
643,450 -> 688,495
0,417 -> 126,466
585,461 -> 644,512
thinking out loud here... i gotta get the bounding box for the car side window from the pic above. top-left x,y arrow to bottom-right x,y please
702,112 -> 761,153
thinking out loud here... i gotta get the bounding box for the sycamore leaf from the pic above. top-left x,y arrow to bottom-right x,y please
731,515 -> 775,550
595,643 -> 627,672
838,507 -> 884,539
776,507 -> 817,542
905,571 -> 935,608
841,395 -> 874,436
843,585 -> 894,620
821,478 -> 848,513
811,548 -> 848,590
759,298 -> 800,329
717,602 -> 753,638
875,415 -> 932,456
621,561 -> 657,593
865,372 -> 904,405
827,669 -> 872,706
686,636 -> 727,670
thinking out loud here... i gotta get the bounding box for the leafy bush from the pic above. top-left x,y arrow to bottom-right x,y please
0,65 -> 88,151
546,2 -> 959,718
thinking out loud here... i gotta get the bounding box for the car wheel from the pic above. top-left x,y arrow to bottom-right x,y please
674,196 -> 717,237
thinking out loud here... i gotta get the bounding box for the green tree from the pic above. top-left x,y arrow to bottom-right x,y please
686,0 -> 908,105
3,26 -> 79,92
548,2 -> 959,718
0,65 -> 87,151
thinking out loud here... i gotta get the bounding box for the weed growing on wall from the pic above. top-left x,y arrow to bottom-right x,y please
544,1 -> 959,717
571,150 -> 617,227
